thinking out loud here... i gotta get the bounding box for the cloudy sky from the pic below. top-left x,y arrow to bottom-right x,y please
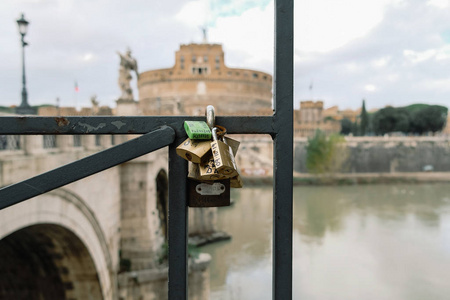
1,0 -> 450,111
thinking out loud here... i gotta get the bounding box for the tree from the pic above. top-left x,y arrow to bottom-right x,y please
306,130 -> 349,174
340,118 -> 352,135
372,107 -> 411,135
410,105 -> 447,134
359,99 -> 369,136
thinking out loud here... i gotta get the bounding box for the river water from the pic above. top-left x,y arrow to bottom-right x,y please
199,183 -> 450,300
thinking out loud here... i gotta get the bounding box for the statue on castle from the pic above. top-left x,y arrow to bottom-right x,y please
117,48 -> 139,101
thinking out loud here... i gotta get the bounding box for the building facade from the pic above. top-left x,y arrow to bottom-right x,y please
137,43 -> 273,116
294,100 -> 341,137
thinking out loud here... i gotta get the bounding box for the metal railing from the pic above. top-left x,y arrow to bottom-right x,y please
0,135 -> 21,151
0,0 -> 293,298
43,134 -> 57,148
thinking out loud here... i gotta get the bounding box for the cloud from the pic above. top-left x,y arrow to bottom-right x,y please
403,45 -> 450,64
426,0 -> 450,8
1,0 -> 450,112
209,2 -> 273,71
295,0 -> 393,53
365,84 -> 377,92
294,0 -> 450,110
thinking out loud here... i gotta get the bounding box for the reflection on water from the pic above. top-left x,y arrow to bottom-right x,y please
198,183 -> 450,300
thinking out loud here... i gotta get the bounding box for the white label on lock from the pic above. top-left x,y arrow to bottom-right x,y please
196,182 -> 226,195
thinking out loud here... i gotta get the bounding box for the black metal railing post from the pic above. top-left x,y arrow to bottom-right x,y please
168,137 -> 189,299
273,0 -> 294,298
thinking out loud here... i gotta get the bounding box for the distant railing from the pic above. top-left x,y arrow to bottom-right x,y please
43,135 -> 57,149
0,135 -> 21,151
73,135 -> 82,147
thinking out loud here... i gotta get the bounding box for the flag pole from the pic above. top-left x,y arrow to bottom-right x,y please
75,81 -> 79,111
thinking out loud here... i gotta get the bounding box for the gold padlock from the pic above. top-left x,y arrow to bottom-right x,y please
188,161 -> 201,181
223,136 -> 240,156
230,173 -> 244,188
198,156 -> 228,180
211,127 -> 238,177
176,138 -> 211,163
188,161 -> 222,181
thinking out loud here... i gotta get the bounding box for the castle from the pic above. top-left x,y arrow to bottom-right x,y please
36,42 -> 362,138
137,43 -> 273,116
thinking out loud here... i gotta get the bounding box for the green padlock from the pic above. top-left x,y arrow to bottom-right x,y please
184,121 -> 212,140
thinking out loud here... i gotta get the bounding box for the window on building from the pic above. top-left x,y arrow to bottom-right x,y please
192,55 -> 196,63
194,67 -> 208,75
253,73 -> 259,78
204,55 -> 208,62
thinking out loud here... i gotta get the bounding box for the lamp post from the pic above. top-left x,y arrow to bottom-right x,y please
16,13 -> 36,115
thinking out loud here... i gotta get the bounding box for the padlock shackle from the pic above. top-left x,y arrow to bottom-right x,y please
206,105 -> 215,129
212,127 -> 218,141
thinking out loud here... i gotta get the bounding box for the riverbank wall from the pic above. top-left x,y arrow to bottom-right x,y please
294,136 -> 450,174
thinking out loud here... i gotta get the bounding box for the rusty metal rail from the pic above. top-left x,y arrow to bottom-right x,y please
0,125 -> 175,209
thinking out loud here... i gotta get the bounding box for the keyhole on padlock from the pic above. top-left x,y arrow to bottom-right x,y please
223,168 -> 232,174
185,153 -> 192,160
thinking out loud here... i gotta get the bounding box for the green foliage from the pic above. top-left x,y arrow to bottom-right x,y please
188,243 -> 201,260
158,242 -> 169,264
0,106 -> 15,113
340,118 -> 352,135
372,104 -> 448,135
306,130 -> 349,174
404,103 -> 429,112
372,107 -> 410,134
360,99 -> 369,136
157,242 -> 200,265
410,105 -> 447,134
119,249 -> 131,273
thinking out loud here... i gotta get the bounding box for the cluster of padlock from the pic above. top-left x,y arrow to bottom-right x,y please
176,106 -> 243,207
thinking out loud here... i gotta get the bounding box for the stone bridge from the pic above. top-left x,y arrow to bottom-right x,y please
0,134 -> 211,300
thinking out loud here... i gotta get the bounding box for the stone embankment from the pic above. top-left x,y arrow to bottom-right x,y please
238,136 -> 450,185
295,136 -> 450,174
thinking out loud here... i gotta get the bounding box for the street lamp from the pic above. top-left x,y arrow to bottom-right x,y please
16,13 -> 36,115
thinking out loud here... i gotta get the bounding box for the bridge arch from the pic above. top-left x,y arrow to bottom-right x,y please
0,188 -> 115,299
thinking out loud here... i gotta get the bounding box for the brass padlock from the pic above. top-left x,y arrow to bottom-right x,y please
188,178 -> 231,207
198,156 -> 228,180
211,128 -> 238,177
230,173 -> 244,188
223,136 -> 240,156
176,138 -> 211,163
188,161 -> 201,181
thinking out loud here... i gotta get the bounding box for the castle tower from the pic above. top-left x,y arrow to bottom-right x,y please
138,43 -> 273,116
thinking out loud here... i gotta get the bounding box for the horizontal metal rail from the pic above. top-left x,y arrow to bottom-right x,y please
0,116 -> 274,136
0,125 -> 175,210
